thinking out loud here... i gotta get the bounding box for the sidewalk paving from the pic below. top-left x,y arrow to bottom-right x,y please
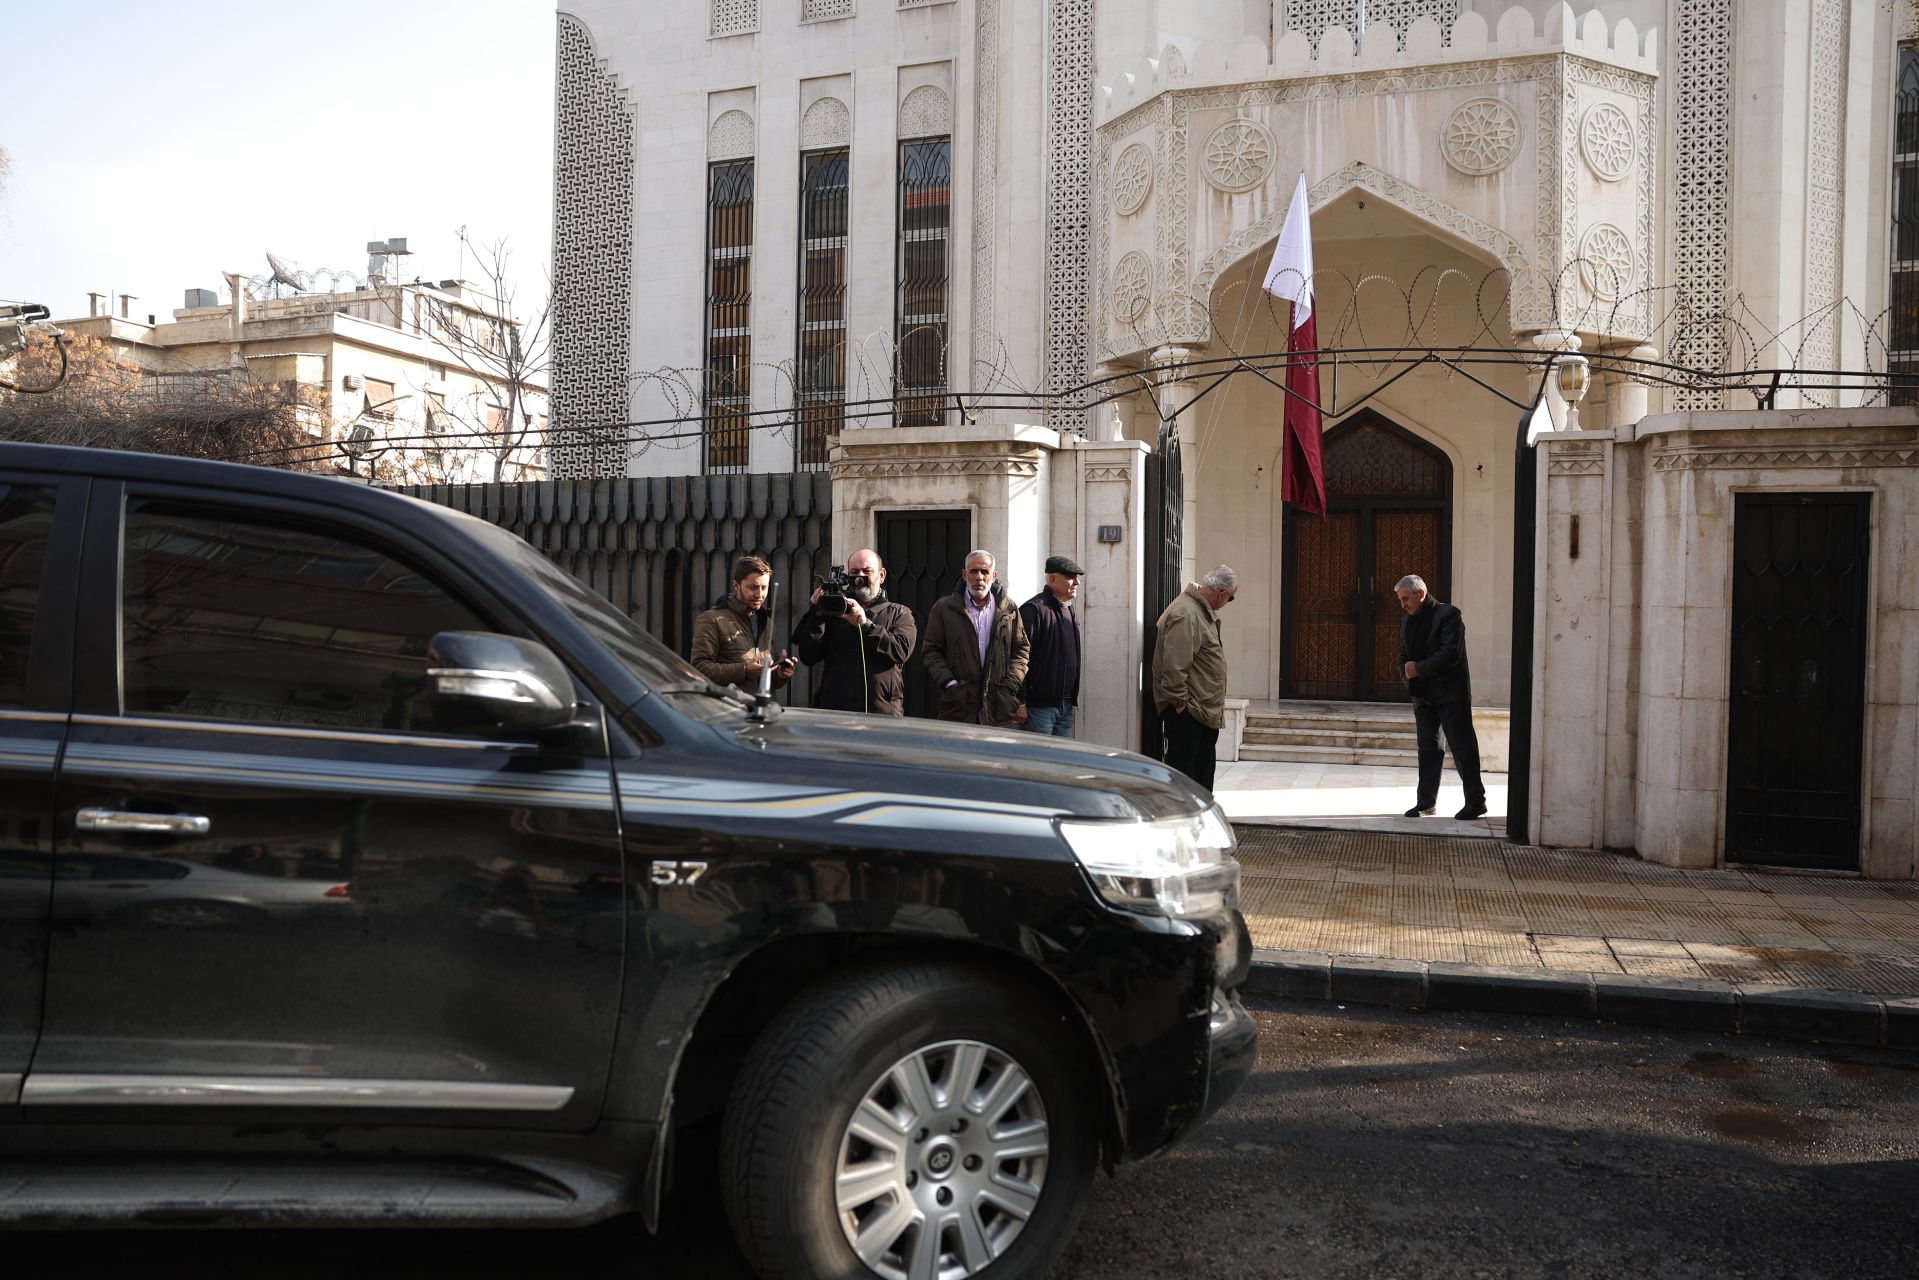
1213,762 -> 1919,1047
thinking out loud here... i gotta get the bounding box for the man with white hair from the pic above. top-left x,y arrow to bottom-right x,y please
921,549 -> 1030,727
1151,565 -> 1239,791
1395,573 -> 1487,820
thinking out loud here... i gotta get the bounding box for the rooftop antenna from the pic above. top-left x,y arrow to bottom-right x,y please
264,251 -> 305,296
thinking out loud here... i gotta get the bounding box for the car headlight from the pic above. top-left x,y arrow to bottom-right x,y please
1058,804 -> 1240,918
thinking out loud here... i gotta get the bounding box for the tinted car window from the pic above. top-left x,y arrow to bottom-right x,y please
122,507 -> 489,733
0,484 -> 55,707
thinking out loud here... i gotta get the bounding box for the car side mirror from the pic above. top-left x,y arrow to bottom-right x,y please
426,631 -> 576,736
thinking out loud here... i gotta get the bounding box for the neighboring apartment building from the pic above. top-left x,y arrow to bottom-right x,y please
56,272 -> 548,484
552,2 -> 1919,879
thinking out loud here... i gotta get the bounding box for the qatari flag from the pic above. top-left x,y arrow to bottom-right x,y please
1260,172 -> 1327,517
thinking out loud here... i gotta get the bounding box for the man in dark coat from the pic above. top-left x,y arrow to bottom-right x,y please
790,547 -> 917,715
921,550 -> 1030,727
1395,574 -> 1487,821
1017,554 -> 1083,737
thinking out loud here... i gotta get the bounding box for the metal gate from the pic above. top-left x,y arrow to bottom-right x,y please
1726,492 -> 1870,870
401,475 -> 833,705
876,509 -> 971,719
1140,425 -> 1184,758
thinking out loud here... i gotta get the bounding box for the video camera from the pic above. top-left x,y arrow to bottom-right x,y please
812,565 -> 862,616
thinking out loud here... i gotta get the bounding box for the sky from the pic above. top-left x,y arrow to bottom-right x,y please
0,0 -> 556,323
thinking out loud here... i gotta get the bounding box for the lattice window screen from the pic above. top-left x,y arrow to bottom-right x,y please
1043,0 -> 1095,418
1283,1 -> 1461,50
550,16 -> 635,479
712,0 -> 758,37
1671,0 -> 1734,409
803,0 -> 853,19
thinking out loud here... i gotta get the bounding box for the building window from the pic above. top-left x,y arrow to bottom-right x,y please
802,0 -> 854,19
363,377 -> 397,419
705,160 -> 755,473
796,148 -> 849,471
1893,42 -> 1919,405
712,0 -> 758,37
896,137 -> 950,428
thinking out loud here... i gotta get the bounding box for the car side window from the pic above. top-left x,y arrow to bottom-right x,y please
0,483 -> 56,708
121,506 -> 492,734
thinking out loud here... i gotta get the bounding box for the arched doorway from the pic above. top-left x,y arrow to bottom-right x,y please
1281,411 -> 1452,701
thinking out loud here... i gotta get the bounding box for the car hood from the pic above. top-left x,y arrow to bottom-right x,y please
715,708 -> 1210,822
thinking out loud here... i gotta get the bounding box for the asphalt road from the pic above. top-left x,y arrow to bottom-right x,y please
41,1000 -> 1919,1278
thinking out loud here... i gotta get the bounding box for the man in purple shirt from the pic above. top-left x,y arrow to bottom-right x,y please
921,550 -> 1030,727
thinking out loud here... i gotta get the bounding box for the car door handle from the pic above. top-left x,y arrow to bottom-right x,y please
75,808 -> 212,836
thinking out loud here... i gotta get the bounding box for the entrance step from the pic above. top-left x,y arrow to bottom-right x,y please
1235,701 -> 1511,771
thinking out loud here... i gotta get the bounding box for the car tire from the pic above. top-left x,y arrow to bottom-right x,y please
719,960 -> 1100,1280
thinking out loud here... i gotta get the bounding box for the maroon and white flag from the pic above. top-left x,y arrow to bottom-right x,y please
1261,173 -> 1327,517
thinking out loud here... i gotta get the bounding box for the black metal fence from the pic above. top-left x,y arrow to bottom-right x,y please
401,474 -> 833,705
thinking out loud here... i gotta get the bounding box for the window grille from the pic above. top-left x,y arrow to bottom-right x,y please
712,0 -> 758,37
896,138 -> 951,428
1892,43 -> 1919,405
705,160 -> 755,473
796,149 -> 849,470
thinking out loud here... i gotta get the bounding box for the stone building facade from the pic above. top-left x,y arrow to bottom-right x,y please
553,2 -> 1919,877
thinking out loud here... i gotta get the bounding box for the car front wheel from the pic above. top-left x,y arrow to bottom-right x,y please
719,961 -> 1100,1280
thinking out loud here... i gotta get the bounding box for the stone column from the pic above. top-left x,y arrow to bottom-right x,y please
1533,428 -> 1616,850
1152,345 -> 1197,586
1611,344 -> 1658,428
1071,437 -> 1149,751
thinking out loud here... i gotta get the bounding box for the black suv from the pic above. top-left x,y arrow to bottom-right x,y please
0,443 -> 1255,1279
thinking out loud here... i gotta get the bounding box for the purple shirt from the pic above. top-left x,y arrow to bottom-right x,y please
964,591 -> 994,722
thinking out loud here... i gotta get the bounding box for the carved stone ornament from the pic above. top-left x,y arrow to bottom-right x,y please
1113,143 -> 1154,216
1112,251 -> 1153,322
1579,102 -> 1635,181
899,84 -> 951,140
1201,117 -> 1276,194
1578,222 -> 1635,300
708,109 -> 755,161
800,97 -> 851,151
1442,97 -> 1520,176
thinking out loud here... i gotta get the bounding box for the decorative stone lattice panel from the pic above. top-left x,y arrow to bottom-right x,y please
550,15 -> 636,479
1443,98 -> 1520,176
1672,0 -> 1734,408
971,0 -> 998,363
1579,102 -> 1634,182
1579,223 -> 1634,301
1650,446 -> 1919,472
899,85 -> 951,140
1806,0 -> 1850,380
711,0 -> 758,37
802,0 -> 853,19
709,110 -> 756,161
1113,143 -> 1153,216
1201,117 -> 1277,193
1044,0 -> 1095,407
1283,0 -> 1462,51
1112,252 -> 1153,321
802,97 -> 851,150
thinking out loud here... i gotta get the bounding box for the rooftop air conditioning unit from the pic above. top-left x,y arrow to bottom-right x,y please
342,373 -> 363,390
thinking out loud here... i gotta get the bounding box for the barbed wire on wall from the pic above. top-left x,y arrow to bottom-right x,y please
227,262 -> 1919,473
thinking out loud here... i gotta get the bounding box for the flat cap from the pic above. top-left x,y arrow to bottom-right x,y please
1045,554 -> 1086,576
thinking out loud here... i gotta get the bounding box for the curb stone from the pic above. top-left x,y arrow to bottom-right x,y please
1248,949 -> 1916,1049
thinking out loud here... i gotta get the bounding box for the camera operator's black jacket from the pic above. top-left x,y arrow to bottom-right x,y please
790,592 -> 918,715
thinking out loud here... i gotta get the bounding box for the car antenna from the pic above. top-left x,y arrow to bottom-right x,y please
747,580 -> 781,723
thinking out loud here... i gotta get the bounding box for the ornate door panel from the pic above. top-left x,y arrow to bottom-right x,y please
1283,412 -> 1451,702
1288,511 -> 1360,697
1725,494 -> 1869,870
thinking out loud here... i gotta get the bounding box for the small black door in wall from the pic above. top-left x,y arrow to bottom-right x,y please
1726,493 -> 1871,870
876,510 -> 971,719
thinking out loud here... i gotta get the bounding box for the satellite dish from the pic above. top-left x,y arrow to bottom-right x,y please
343,423 -> 376,459
265,251 -> 305,293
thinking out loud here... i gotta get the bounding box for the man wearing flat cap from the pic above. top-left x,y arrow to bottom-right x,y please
1017,555 -> 1084,737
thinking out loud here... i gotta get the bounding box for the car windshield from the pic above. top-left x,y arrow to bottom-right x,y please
467,521 -> 744,719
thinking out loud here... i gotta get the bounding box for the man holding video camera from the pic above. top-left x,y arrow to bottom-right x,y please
790,547 -> 918,715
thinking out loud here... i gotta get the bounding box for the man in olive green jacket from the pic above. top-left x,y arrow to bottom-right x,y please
691,554 -> 797,694
1151,565 -> 1239,791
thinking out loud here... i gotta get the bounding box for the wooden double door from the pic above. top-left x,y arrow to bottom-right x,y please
1282,413 -> 1451,701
